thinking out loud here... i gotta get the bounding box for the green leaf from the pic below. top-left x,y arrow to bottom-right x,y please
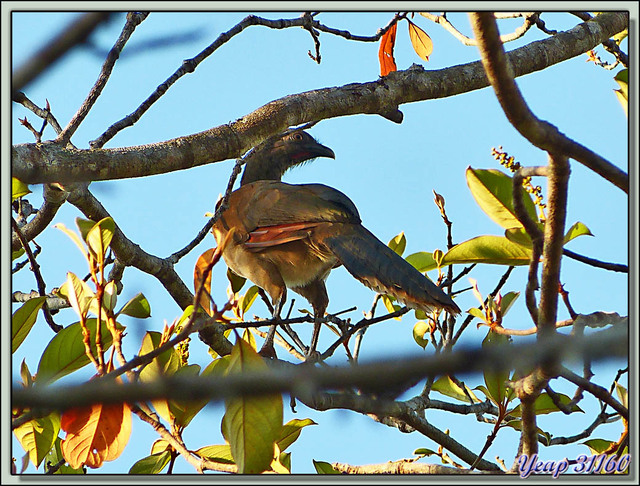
168,364 -> 205,427
509,392 -> 583,417
222,338 -> 283,474
388,232 -> 406,256
482,331 -> 512,406
195,444 -> 235,464
279,451 -> 291,473
431,375 -> 480,403
227,268 -> 247,294
20,359 -> 34,387
45,436 -> 86,474
582,439 -> 614,455
13,412 -> 61,468
615,383 -> 628,408
117,293 -> 151,318
12,296 -> 47,353
75,218 -> 97,243
12,177 -> 31,201
277,418 -> 317,452
466,167 -> 538,229
36,319 -> 117,384
129,451 -> 172,474
414,448 -> 437,456
504,227 -> 533,248
564,221 -> 593,245
499,291 -> 520,317
466,307 -> 486,321
405,251 -> 437,273
138,331 -> 183,424
313,460 -> 340,474
240,285 -> 260,316
12,247 -> 26,261
442,236 -> 532,267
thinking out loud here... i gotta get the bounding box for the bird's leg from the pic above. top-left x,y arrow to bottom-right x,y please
293,280 -> 329,362
258,288 -> 286,359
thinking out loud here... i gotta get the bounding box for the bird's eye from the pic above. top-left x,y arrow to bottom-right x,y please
293,133 -> 303,141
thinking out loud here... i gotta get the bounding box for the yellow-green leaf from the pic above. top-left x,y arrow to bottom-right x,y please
227,269 -> 247,294
443,235 -> 532,267
388,232 -> 406,256
55,223 -> 90,262
12,296 -> 47,353
129,451 -> 172,474
432,375 -> 480,403
408,20 -> 433,61
564,221 -> 593,245
86,217 -> 115,265
313,460 -> 340,474
405,251 -> 437,273
466,167 -> 538,229
117,292 -> 151,318
13,412 -> 61,468
412,321 -> 431,349
195,444 -> 235,464
509,392 -> 583,417
12,177 -> 31,201
222,339 -> 283,474
36,319 -> 117,384
277,418 -> 317,452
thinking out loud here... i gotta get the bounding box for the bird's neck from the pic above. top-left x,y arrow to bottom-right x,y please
240,149 -> 299,185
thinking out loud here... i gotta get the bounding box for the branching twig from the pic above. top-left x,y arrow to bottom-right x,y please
56,12 -> 149,145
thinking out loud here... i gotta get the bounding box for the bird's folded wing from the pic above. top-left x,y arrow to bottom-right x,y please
237,181 -> 362,228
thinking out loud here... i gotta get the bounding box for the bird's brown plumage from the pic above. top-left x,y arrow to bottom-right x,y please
212,130 -> 459,358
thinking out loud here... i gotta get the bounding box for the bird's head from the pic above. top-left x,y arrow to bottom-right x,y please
240,130 -> 335,185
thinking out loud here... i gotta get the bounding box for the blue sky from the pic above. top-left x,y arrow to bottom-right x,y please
9,9 -> 631,475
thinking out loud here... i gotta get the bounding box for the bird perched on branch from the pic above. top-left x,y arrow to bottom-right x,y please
212,129 -> 460,360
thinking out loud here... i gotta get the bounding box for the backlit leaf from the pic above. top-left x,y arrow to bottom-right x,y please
466,167 -> 538,229
408,20 -> 433,61
277,418 -> 317,452
12,177 -> 31,201
432,375 -> 480,403
378,22 -> 397,76
117,292 -> 151,318
129,451 -> 171,474
313,460 -> 340,474
442,236 -> 532,267
388,232 -> 406,256
13,412 -> 61,468
36,319 -> 117,384
194,248 -> 216,315
12,296 -> 47,353
222,338 -> 283,474
405,251 -> 437,273
60,399 -> 132,469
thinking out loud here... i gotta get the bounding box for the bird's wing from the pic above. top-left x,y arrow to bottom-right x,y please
225,181 -> 360,250
238,181 -> 361,228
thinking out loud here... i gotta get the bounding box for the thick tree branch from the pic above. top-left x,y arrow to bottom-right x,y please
13,12 -> 628,188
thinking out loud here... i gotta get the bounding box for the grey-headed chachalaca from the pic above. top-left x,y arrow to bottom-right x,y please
212,130 -> 460,359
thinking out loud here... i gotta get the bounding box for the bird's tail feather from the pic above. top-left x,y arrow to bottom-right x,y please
322,224 -> 461,315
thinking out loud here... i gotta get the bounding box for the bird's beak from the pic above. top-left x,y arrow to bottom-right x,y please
312,142 -> 335,160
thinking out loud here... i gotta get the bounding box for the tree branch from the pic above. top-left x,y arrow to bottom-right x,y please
13,12 -> 628,189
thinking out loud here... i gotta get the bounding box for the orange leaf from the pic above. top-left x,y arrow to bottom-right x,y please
194,248 -> 216,315
408,20 -> 433,61
378,22 -> 398,76
60,401 -> 132,469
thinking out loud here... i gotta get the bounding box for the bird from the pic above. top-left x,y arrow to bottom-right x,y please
211,129 -> 460,360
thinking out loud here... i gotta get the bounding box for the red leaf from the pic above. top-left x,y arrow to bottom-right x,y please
378,22 -> 398,77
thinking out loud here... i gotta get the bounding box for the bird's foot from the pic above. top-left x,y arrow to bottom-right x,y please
303,348 -> 321,363
258,341 -> 277,359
